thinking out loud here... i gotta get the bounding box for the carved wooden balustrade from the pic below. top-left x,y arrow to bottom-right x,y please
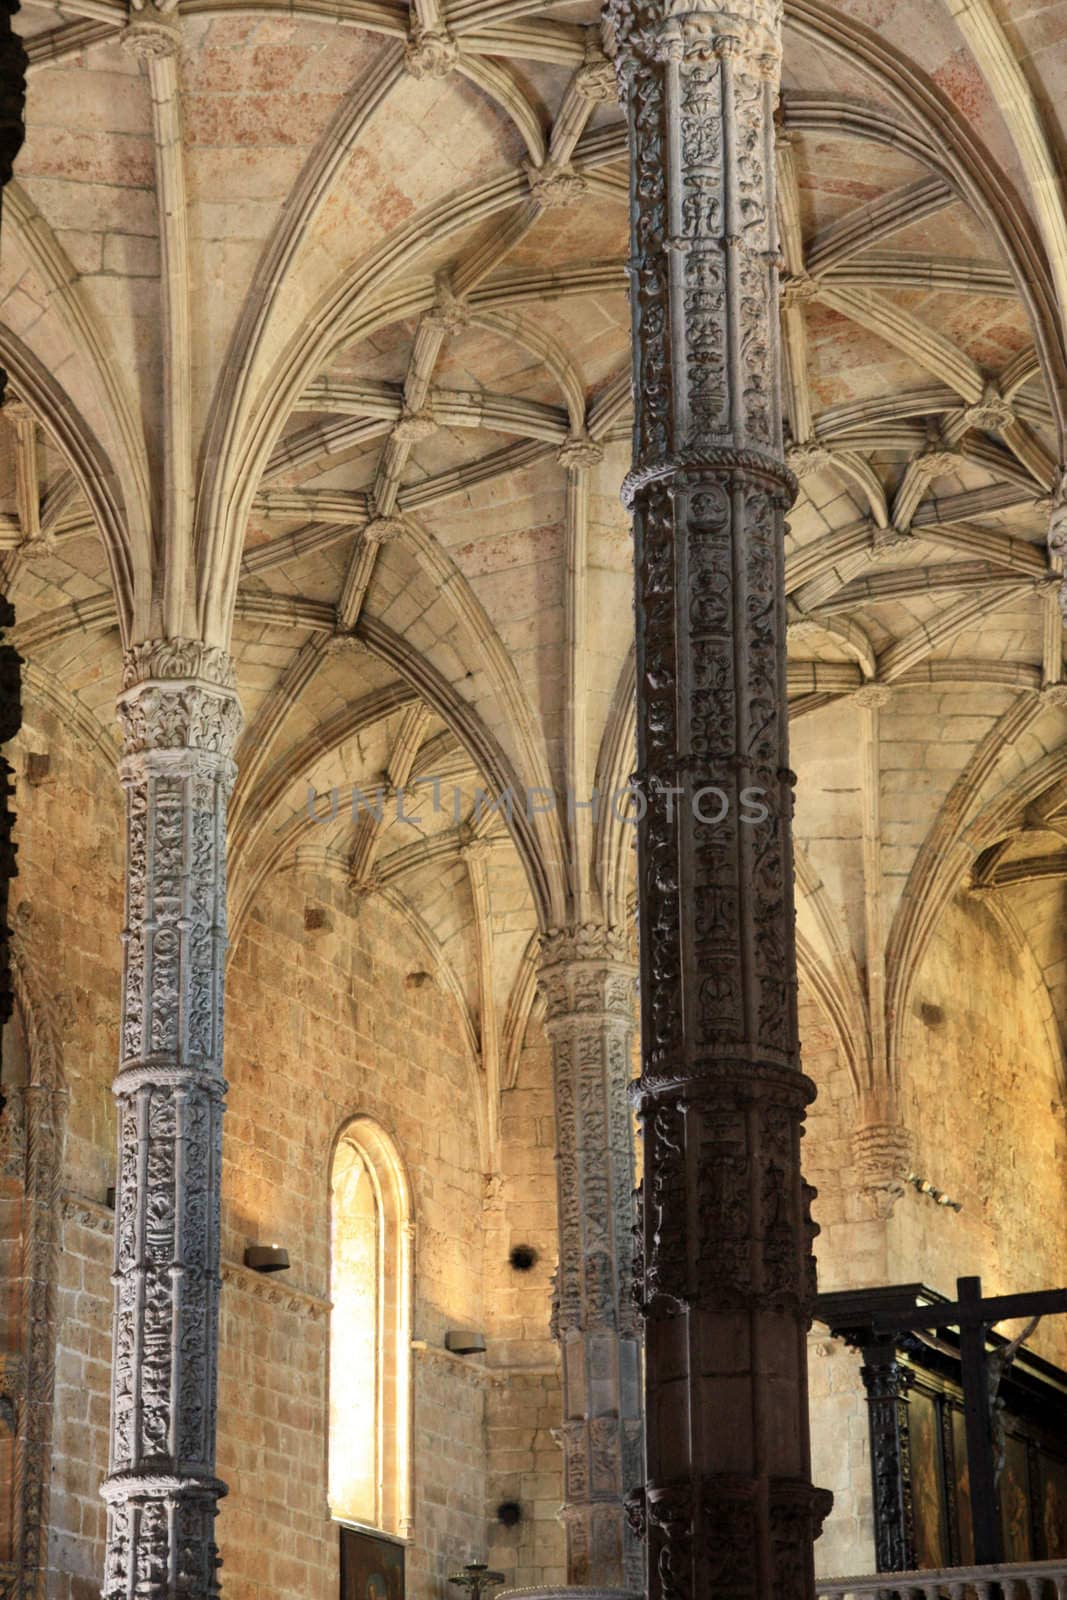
816,1557 -> 1067,1599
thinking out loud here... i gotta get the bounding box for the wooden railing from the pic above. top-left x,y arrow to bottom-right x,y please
817,1559 -> 1067,1598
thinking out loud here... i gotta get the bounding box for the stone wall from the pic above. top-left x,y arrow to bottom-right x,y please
483,1016 -> 565,1590
891,892 -> 1067,1368
6,701 -> 123,1600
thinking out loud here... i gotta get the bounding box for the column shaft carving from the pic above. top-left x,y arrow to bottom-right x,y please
859,1343 -> 916,1573
538,926 -> 643,1595
102,640 -> 241,1600
609,1 -> 831,1594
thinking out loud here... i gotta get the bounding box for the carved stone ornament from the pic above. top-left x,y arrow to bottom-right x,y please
1041,681 -> 1067,709
916,446 -> 960,479
535,927 -> 643,1591
557,435 -> 605,471
391,407 -> 436,445
102,639 -> 241,1597
324,630 -> 371,656
786,441 -> 832,478
525,158 -> 590,208
403,24 -> 458,79
427,272 -> 470,334
363,514 -> 407,545
780,272 -> 820,308
873,525 -> 913,558
851,683 -> 892,710
575,55 -> 619,101
120,18 -> 181,56
576,31 -> 620,102
852,1121 -> 915,1220
959,381 -> 1014,435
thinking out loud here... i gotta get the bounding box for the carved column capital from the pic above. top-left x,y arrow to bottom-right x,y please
536,924 -> 636,1026
117,639 -> 241,769
607,0 -> 783,70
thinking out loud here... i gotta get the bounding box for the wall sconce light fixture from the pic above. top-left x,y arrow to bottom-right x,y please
244,1244 -> 290,1273
445,1329 -> 487,1356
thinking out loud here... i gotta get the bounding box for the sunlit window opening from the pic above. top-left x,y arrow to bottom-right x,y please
329,1118 -> 412,1536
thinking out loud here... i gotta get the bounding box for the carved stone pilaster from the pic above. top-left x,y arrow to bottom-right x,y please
859,1343 -> 916,1573
610,0 -> 830,1593
102,639 -> 241,1600
537,926 -> 643,1597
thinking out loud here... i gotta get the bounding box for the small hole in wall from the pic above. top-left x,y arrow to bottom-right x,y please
496,1502 -> 522,1528
919,1001 -> 945,1029
509,1244 -> 537,1272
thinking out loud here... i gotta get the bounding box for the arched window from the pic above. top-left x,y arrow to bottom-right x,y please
329,1118 -> 412,1536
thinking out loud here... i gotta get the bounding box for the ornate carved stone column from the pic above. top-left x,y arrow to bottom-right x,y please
858,1342 -> 915,1574
102,639 -> 241,1600
537,926 -> 643,1596
607,0 -> 832,1593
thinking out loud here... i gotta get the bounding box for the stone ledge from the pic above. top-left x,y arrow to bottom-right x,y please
60,1191 -> 332,1319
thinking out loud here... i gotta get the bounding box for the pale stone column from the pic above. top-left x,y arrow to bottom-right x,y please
536,926 -> 643,1596
102,639 -> 241,1600
607,0 -> 832,1593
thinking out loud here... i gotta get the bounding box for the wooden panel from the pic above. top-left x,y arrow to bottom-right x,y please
340,1525 -> 406,1600
909,1388 -> 947,1569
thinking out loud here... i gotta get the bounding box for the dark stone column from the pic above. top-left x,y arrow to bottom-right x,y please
607,0 -> 832,1592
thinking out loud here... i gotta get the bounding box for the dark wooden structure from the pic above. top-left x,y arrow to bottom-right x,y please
818,1284 -> 1067,1574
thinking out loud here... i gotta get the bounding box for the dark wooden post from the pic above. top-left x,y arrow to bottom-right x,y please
957,1276 -> 1002,1566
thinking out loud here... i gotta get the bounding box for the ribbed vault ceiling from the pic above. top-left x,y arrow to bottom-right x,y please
6,0 -> 1067,1152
